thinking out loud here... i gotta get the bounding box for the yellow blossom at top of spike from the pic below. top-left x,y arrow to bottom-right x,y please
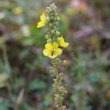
37,13 -> 47,28
43,42 -> 63,58
57,36 -> 69,48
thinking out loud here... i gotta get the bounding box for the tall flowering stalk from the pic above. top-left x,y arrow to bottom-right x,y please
37,3 -> 69,110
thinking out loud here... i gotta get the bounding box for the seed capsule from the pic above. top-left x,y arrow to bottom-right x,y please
62,60 -> 68,66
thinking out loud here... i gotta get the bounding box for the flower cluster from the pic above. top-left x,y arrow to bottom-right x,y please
37,3 -> 69,58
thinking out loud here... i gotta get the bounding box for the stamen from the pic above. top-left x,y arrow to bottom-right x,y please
51,50 -> 54,56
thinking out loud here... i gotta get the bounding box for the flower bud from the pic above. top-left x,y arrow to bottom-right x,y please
45,34 -> 49,39
47,38 -> 52,43
57,17 -> 60,20
51,30 -> 55,34
56,31 -> 60,36
51,16 -> 54,20
46,16 -> 50,22
49,67 -> 57,76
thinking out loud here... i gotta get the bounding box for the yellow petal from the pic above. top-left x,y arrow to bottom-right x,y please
59,37 -> 64,41
37,21 -> 46,28
61,42 -> 69,47
48,54 -> 57,59
45,43 -> 53,50
37,13 -> 46,28
53,42 -> 58,49
58,36 -> 69,48
55,48 -> 63,56
40,13 -> 46,21
43,49 -> 50,56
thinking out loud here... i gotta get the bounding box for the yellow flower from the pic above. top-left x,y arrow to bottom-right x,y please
37,13 -> 46,28
58,36 -> 69,47
43,42 -> 63,58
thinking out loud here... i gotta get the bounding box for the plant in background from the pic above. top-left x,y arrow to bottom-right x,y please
37,3 -> 69,110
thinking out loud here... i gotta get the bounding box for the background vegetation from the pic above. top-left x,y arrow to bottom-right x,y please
0,0 -> 110,110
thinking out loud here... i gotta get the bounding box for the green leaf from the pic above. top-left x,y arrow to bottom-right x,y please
0,73 -> 8,83
27,79 -> 46,92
